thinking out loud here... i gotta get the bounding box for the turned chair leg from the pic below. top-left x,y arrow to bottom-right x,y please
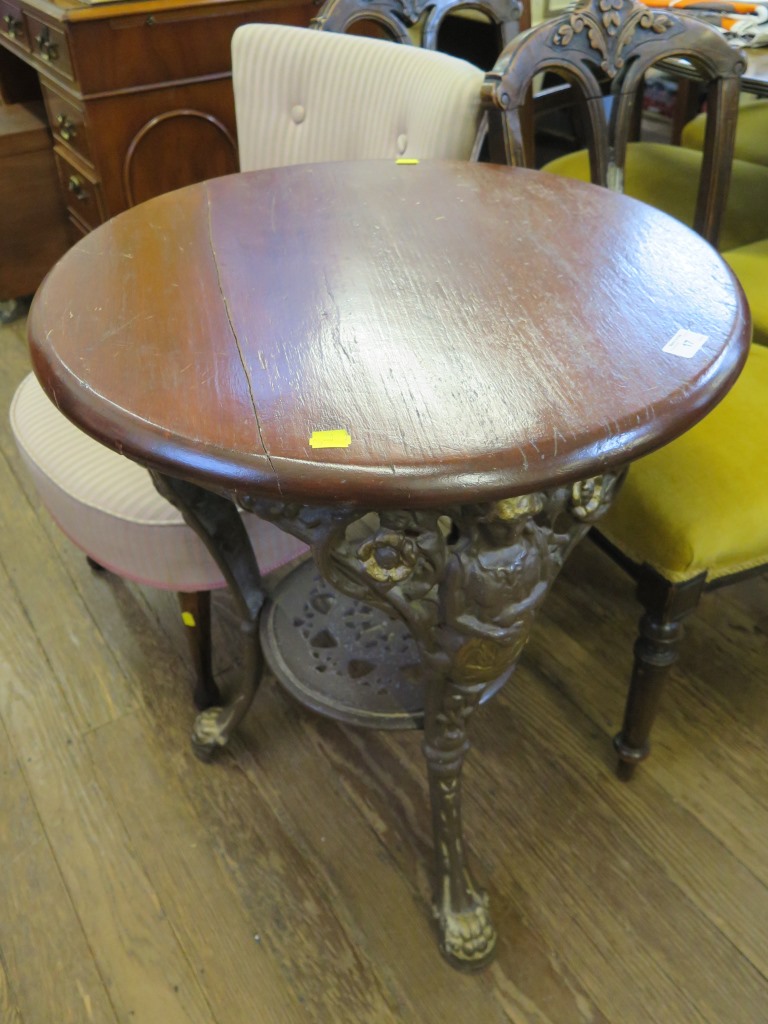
178,590 -> 221,711
614,613 -> 683,780
614,571 -> 707,780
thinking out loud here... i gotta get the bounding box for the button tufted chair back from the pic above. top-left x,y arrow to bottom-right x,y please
232,23 -> 486,172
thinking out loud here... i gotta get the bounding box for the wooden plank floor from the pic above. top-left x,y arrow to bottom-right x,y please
1,314 -> 766,1024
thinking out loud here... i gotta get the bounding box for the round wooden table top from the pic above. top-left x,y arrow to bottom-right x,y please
29,160 -> 750,508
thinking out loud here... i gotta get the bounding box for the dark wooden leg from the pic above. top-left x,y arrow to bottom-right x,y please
614,571 -> 707,779
177,590 -> 221,711
152,473 -> 266,761
614,612 -> 683,780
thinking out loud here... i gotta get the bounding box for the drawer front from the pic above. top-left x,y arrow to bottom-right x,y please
26,14 -> 74,83
54,148 -> 104,231
42,84 -> 92,166
0,0 -> 28,49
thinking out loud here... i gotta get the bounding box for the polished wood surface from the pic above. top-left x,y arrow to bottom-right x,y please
29,160 -> 750,507
2,313 -> 768,1020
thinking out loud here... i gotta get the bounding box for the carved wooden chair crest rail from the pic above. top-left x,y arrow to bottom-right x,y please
480,0 -> 768,778
311,0 -> 523,54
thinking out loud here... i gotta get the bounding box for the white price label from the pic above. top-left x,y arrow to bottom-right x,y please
662,329 -> 709,358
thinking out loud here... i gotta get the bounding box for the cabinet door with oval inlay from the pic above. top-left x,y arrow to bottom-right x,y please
83,79 -> 240,215
122,107 -> 238,208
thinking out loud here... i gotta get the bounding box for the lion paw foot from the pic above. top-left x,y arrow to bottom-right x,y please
435,895 -> 496,970
191,707 -> 229,761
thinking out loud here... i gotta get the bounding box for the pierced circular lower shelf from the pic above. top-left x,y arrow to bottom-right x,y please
261,559 -> 424,729
261,559 -> 508,730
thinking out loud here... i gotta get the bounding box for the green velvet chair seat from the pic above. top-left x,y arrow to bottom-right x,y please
596,344 -> 768,583
722,238 -> 768,347
682,97 -> 768,167
543,141 -> 768,251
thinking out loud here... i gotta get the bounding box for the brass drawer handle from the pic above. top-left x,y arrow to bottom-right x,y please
34,28 -> 58,61
67,175 -> 88,202
56,113 -> 77,141
3,13 -> 22,38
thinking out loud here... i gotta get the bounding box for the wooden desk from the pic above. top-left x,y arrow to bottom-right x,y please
0,0 -> 315,246
27,160 -> 751,969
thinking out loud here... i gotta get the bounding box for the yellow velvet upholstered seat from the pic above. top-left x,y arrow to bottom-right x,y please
544,141 -> 768,252
682,96 -> 768,167
722,237 -> 768,346
596,344 -> 768,584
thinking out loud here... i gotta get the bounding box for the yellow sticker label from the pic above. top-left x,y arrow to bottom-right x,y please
181,611 -> 196,627
396,158 -> 419,165
309,429 -> 352,449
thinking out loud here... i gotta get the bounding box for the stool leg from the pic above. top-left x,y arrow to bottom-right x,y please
177,590 -> 221,711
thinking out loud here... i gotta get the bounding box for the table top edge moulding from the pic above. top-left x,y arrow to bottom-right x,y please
27,160 -> 752,509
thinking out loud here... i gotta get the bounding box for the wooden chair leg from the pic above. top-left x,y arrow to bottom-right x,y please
614,612 -> 683,780
614,571 -> 707,780
178,590 -> 221,711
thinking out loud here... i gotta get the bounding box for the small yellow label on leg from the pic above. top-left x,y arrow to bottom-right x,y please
309,429 -> 352,449
182,611 -> 196,627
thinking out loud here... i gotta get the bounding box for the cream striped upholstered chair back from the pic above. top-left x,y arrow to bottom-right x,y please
10,25 -> 485,715
232,23 -> 485,172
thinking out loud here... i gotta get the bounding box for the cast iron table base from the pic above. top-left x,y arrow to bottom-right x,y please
157,470 -> 622,969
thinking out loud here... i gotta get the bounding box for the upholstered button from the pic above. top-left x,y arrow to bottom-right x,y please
291,105 -> 306,125
397,133 -> 407,154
